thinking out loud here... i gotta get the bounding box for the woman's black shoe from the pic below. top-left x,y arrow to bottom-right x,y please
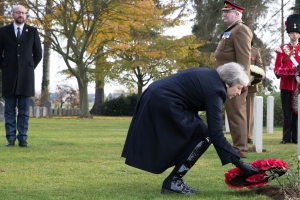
161,177 -> 199,194
161,138 -> 211,195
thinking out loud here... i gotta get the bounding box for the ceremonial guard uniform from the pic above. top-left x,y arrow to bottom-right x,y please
214,1 -> 252,157
274,14 -> 300,144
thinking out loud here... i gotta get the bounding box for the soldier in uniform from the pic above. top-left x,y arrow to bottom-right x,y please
274,14 -> 300,144
247,44 -> 265,144
214,0 -> 252,157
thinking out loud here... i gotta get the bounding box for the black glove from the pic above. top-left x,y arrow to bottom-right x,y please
228,153 -> 259,175
234,159 -> 259,175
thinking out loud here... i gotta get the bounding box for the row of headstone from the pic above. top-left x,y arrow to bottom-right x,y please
28,98 -> 80,117
29,106 -> 80,117
0,99 -> 80,121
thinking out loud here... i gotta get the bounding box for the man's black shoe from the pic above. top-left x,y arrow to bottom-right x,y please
18,141 -> 29,147
292,140 -> 298,144
280,140 -> 288,144
5,140 -> 15,147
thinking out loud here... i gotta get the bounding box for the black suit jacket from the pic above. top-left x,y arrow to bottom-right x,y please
0,23 -> 42,97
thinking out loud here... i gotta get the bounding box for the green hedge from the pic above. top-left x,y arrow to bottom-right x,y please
100,93 -> 138,116
100,91 -> 284,127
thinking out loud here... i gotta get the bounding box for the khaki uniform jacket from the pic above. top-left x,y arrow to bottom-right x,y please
214,19 -> 252,78
249,47 -> 264,93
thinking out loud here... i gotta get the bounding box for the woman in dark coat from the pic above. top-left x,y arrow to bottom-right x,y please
121,62 -> 258,194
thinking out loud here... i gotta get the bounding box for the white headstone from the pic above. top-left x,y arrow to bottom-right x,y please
225,111 -> 230,132
35,106 -> 40,118
58,108 -> 62,116
42,107 -> 47,117
253,96 -> 263,153
43,100 -> 52,116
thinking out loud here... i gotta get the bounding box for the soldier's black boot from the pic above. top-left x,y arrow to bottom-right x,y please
161,137 -> 211,194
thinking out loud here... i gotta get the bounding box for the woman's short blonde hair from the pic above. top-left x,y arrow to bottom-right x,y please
216,62 -> 249,86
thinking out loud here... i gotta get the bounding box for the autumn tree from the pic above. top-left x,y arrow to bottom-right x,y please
18,0 -> 183,116
19,0 -> 128,117
53,84 -> 79,108
109,34 -> 210,97
102,1 -> 202,97
89,0 -> 187,103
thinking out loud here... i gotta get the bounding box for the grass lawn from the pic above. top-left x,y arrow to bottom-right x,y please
0,116 -> 295,200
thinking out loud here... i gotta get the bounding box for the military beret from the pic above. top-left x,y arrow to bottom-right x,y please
221,0 -> 245,13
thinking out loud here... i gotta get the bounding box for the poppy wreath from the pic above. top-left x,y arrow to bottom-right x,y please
224,158 -> 288,189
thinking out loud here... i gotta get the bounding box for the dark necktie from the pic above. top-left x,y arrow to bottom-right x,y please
17,27 -> 20,41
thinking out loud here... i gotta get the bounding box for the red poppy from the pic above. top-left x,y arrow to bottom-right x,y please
224,158 -> 288,189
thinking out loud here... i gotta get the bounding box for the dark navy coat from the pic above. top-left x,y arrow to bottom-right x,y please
0,23 -> 42,97
122,67 -> 240,174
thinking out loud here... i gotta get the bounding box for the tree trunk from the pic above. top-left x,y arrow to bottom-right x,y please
40,0 -> 53,106
77,75 -> 91,118
137,71 -> 144,97
90,79 -> 104,115
137,82 -> 143,97
40,42 -> 50,105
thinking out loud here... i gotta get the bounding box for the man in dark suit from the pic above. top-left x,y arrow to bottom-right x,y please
0,5 -> 42,147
